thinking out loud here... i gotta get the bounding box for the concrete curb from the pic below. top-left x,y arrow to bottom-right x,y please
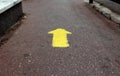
0,0 -> 22,14
0,1 -> 23,37
84,0 -> 120,25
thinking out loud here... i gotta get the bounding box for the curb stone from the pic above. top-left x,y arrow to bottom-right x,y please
84,0 -> 120,25
0,0 -> 22,14
111,13 -> 120,24
0,0 -> 23,37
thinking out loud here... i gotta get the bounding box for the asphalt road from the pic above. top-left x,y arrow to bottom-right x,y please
0,0 -> 120,76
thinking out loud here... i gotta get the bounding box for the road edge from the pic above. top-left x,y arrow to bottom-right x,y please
84,0 -> 120,26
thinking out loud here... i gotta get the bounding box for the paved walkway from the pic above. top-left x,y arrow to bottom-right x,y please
0,0 -> 120,76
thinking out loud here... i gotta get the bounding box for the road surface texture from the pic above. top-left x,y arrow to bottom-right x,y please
0,0 -> 120,76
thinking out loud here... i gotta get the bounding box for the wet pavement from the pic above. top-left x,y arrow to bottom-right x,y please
0,0 -> 120,76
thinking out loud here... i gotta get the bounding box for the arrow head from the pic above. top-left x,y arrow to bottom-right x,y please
48,28 -> 72,34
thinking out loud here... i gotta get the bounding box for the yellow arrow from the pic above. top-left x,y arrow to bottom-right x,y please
48,28 -> 72,48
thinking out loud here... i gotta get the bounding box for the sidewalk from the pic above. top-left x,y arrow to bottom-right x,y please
95,0 -> 120,14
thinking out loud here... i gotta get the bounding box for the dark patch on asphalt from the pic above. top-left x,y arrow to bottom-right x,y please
115,59 -> 120,65
99,57 -> 111,69
99,58 -> 112,76
23,72 -> 27,76
104,57 -> 111,62
23,53 -> 32,76
23,53 -> 30,58
114,55 -> 120,66
40,44 -> 45,47
101,64 -> 110,70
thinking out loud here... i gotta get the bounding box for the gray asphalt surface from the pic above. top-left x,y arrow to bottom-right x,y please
0,0 -> 120,76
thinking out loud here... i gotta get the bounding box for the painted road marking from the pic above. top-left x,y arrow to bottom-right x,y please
48,28 -> 72,48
